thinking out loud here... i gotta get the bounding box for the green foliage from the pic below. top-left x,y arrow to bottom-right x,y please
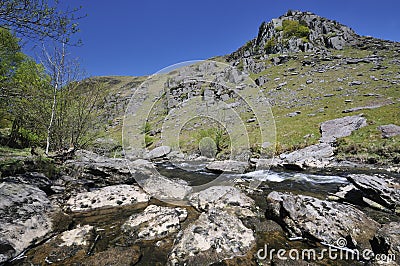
0,0 -> 83,43
282,20 -> 310,39
264,38 -> 276,53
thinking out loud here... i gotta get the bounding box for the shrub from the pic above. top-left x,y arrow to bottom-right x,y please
282,20 -> 310,39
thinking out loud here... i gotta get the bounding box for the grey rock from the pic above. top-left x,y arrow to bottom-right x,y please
320,114 -> 367,143
266,191 -> 379,250
255,76 -> 268,86
347,174 -> 400,212
206,160 -> 251,173
145,146 -> 171,160
279,143 -> 334,170
0,182 -> 53,263
189,186 -> 256,218
122,205 -> 187,240
168,209 -> 255,265
286,111 -> 301,117
349,80 -> 362,86
343,104 -> 385,113
65,150 -> 134,185
378,124 -> 400,138
371,222 -> 400,265
65,184 -> 149,212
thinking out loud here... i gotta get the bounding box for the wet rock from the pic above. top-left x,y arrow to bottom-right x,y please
371,222 -> 400,265
189,186 -> 256,218
145,146 -> 171,160
65,150 -> 134,186
279,143 -> 334,170
347,174 -> 400,212
128,159 -> 192,202
266,191 -> 379,250
0,182 -> 53,263
65,184 -> 149,212
122,205 -> 187,240
320,114 -> 367,143
206,160 -> 252,173
168,209 -> 255,265
378,124 -> 400,138
58,224 -> 94,247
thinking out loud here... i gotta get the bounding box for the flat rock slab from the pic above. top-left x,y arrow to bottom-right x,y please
378,124 -> 400,138
189,186 -> 256,218
347,174 -> 400,212
145,146 -> 171,160
168,209 -> 255,265
0,182 -> 53,263
279,143 -> 334,170
320,114 -> 367,143
266,191 -> 379,250
65,184 -> 149,212
122,205 -> 187,240
206,160 -> 251,173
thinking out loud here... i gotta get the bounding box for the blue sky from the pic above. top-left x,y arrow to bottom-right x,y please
32,0 -> 400,77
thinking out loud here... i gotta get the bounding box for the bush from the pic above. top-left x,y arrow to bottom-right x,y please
282,20 -> 310,39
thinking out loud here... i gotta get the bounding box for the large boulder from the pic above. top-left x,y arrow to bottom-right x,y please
122,205 -> 187,240
266,191 -> 379,250
0,182 -> 53,263
320,114 -> 367,143
347,174 -> 400,213
145,146 -> 171,160
65,150 -> 134,185
168,209 -> 255,265
189,186 -> 256,218
129,159 -> 193,202
279,143 -> 334,170
206,160 -> 252,173
65,184 -> 149,212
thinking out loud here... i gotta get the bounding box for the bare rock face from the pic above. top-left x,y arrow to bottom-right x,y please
320,114 -> 367,143
122,205 -> 187,240
230,10 -> 359,59
378,124 -> 400,138
65,184 -> 149,212
266,191 -> 379,250
0,182 -> 53,263
168,209 -> 255,265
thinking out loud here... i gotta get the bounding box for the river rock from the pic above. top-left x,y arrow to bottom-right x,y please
320,114 -> 367,143
128,159 -> 192,202
266,191 -> 379,250
378,124 -> 400,138
347,174 -> 400,212
279,143 -> 334,170
122,205 -> 187,240
189,186 -> 256,218
168,209 -> 255,265
145,146 -> 171,160
65,184 -> 149,212
0,182 -> 53,263
371,222 -> 400,265
65,150 -> 134,185
206,160 -> 251,173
